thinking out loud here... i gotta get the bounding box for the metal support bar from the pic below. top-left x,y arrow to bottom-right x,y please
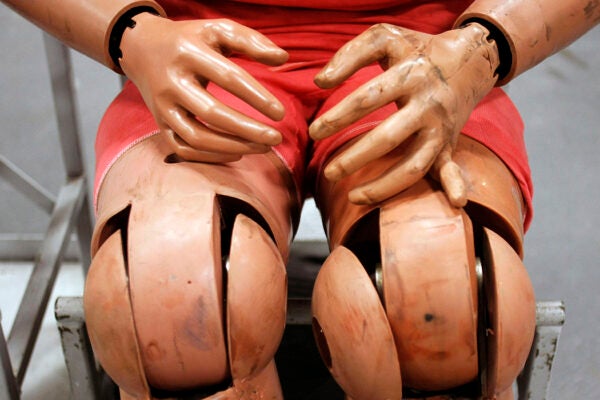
55,297 -> 101,400
42,34 -> 84,179
518,301 -> 566,400
0,311 -> 20,400
0,234 -> 81,261
43,33 -> 95,273
0,155 -> 56,214
7,177 -> 86,385
57,296 -> 566,399
74,192 -> 93,274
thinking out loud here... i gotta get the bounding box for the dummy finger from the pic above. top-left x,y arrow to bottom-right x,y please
322,104 -> 421,181
178,82 -> 282,147
314,24 -> 405,89
208,20 -> 289,66
163,129 -> 243,163
163,107 -> 271,155
310,65 -> 414,140
347,128 -> 444,204
432,145 -> 467,208
186,48 -> 286,121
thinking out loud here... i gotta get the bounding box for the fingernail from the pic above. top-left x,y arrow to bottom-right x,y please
314,72 -> 326,85
309,121 -> 324,140
453,193 -> 468,208
276,49 -> 289,60
349,189 -> 369,205
314,69 -> 334,88
324,164 -> 341,181
266,129 -> 282,145
268,102 -> 285,121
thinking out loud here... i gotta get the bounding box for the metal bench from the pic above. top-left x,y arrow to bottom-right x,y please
54,240 -> 566,400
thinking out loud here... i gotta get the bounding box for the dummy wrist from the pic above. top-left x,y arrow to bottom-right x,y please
109,7 -> 161,71
458,19 -> 512,85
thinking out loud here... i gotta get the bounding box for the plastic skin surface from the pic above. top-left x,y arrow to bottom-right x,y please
456,0 -> 600,84
120,12 -> 289,164
0,0 -> 165,71
309,22 -> 500,208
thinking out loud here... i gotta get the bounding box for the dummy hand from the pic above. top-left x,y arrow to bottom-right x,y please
119,13 -> 289,163
309,23 -> 500,207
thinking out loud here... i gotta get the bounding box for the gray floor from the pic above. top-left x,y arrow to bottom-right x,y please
1,4 -> 599,399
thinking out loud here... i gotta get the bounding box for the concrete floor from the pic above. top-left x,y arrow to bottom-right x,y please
0,4 -> 599,399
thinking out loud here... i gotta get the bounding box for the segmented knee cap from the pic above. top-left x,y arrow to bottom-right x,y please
84,137 -> 293,399
85,205 -> 287,398
312,180 -> 535,399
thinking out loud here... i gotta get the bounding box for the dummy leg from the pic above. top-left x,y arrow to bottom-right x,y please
312,136 -> 535,399
84,135 -> 299,399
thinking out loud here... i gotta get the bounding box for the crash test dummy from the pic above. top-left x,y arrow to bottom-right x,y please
2,0 -> 598,398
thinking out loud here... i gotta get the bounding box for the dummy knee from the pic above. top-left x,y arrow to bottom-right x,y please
312,137 -> 535,399
84,136 -> 296,399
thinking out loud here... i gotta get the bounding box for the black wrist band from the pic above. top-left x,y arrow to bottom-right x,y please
462,18 -> 512,82
109,6 -> 160,69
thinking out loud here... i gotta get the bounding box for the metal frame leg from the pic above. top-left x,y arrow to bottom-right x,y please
0,311 -> 20,400
75,193 -> 93,274
0,155 -> 56,214
55,297 -> 102,400
518,301 -> 566,400
7,177 -> 86,385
